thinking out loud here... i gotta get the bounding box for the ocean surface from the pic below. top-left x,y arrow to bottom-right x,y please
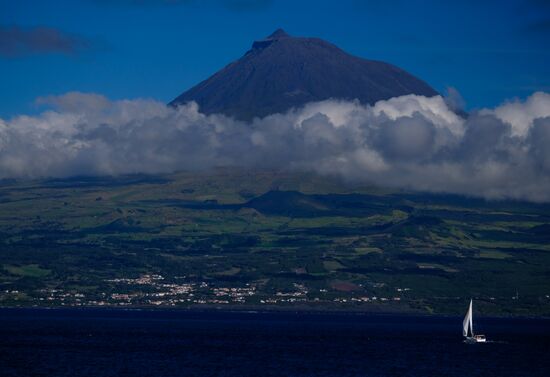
1,308 -> 549,377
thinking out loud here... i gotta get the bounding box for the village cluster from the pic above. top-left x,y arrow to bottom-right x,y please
3,274 -> 415,307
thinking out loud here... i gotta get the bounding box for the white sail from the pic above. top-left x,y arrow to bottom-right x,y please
463,299 -> 473,337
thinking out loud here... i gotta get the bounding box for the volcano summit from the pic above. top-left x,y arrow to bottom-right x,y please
170,29 -> 439,120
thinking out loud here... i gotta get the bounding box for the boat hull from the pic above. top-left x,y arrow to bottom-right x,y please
465,336 -> 487,344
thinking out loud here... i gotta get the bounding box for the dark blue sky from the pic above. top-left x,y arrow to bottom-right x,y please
1,0 -> 549,118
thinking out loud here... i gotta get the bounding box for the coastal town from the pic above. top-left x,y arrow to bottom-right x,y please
1,274 -> 412,309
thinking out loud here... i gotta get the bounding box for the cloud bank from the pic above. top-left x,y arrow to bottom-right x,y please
1,91 -> 550,202
0,25 -> 92,57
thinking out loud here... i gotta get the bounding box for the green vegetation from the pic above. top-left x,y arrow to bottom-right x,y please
3,264 -> 51,278
0,169 -> 549,316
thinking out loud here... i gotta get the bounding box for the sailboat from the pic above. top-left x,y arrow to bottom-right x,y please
463,299 -> 487,343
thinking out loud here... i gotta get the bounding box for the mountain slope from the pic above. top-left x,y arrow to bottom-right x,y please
170,29 -> 439,120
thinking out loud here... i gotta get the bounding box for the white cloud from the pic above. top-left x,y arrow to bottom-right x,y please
484,91 -> 550,137
1,91 -> 550,202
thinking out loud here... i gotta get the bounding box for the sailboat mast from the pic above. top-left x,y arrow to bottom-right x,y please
469,300 -> 474,336
463,299 -> 473,337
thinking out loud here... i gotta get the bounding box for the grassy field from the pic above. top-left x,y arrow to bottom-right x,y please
0,169 -> 549,315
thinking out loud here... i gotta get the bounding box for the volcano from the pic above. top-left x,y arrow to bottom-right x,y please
170,29 -> 439,120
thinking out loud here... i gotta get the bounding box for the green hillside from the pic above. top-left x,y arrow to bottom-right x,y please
0,169 -> 549,316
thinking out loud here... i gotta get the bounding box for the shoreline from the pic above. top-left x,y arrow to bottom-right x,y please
1,305 -> 549,321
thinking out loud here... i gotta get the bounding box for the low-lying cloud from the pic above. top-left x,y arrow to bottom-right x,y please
1,91 -> 550,202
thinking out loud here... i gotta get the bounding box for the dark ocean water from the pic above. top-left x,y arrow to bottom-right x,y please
0,309 -> 549,377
